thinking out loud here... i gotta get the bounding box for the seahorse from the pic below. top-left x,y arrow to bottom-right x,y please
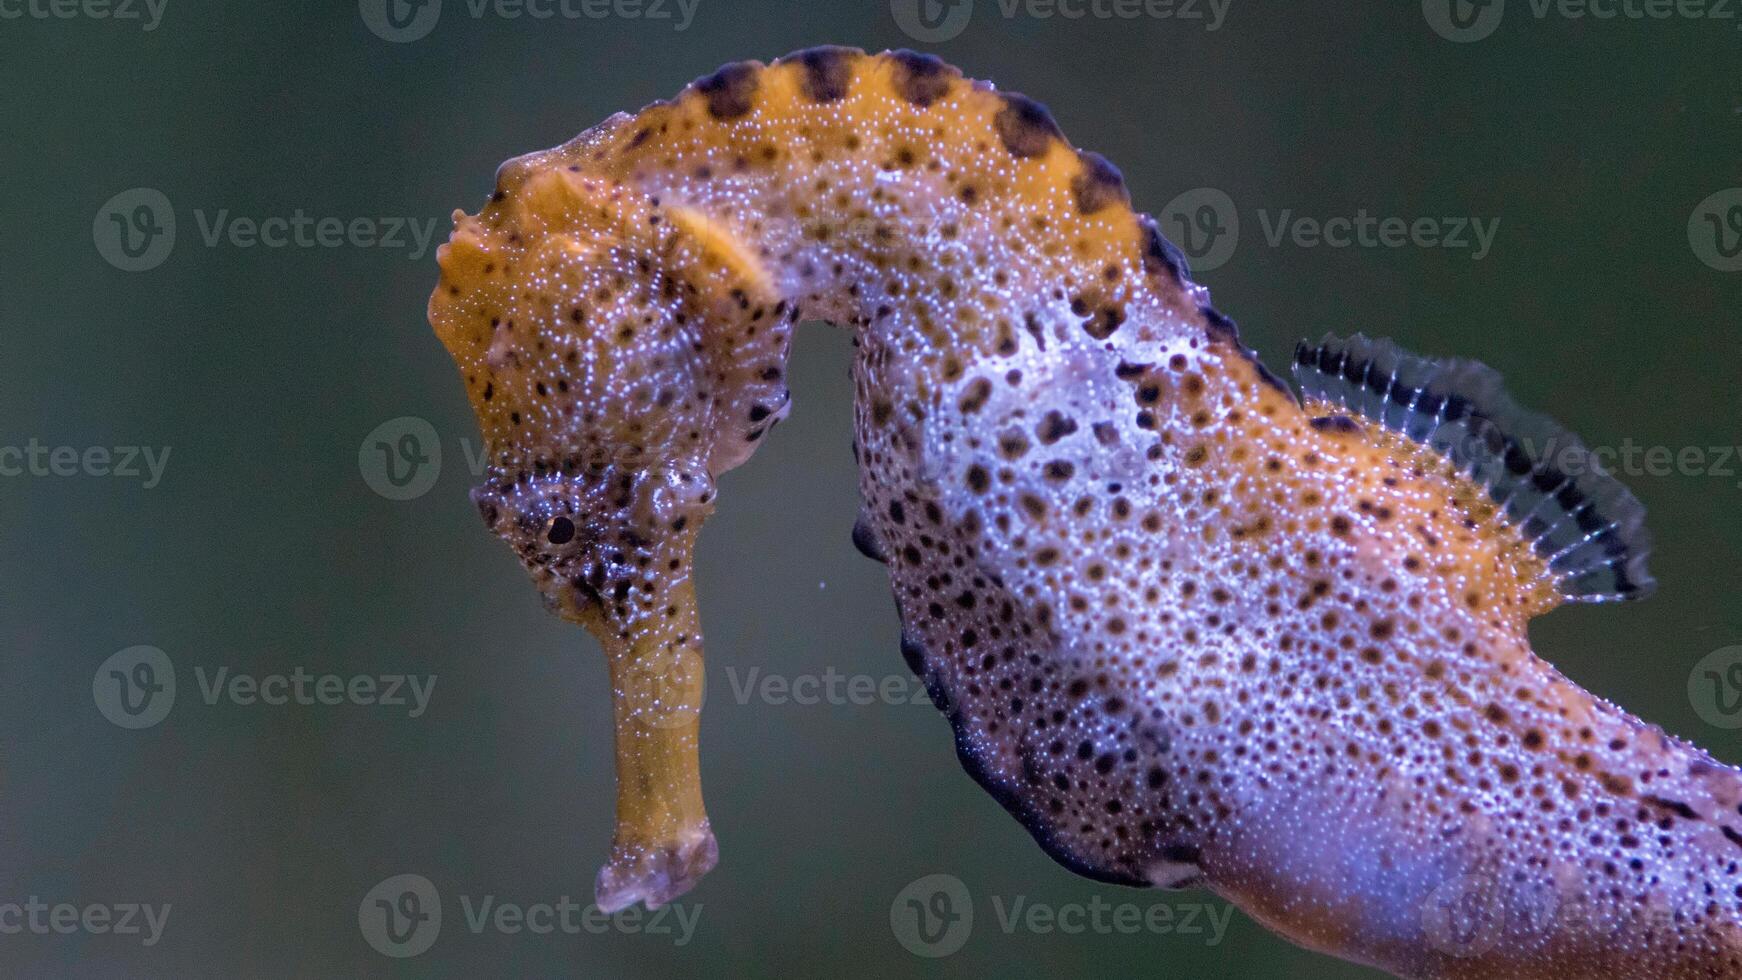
427,47 -> 1742,979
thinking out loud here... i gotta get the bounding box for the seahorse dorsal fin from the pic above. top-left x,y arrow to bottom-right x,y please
1292,333 -> 1656,604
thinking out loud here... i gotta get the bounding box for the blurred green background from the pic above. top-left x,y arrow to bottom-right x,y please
1,0 -> 1738,975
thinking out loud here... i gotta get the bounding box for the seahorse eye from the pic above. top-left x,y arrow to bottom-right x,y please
546,516 -> 576,545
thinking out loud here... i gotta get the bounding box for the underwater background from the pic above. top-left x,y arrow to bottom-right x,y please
1,0 -> 1738,975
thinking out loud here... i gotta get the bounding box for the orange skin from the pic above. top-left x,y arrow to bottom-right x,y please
429,48 -> 1742,978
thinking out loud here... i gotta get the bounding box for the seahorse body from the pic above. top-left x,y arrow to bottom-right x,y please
428,47 -> 1742,979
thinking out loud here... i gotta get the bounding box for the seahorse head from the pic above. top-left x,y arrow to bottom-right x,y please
431,162 -> 789,630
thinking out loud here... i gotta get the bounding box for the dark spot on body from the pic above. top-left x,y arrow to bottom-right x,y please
994,94 -> 1063,159
851,515 -> 887,563
694,61 -> 759,119
1201,305 -> 1240,345
888,49 -> 957,107
1643,796 -> 1702,822
1084,304 -> 1125,341
899,632 -> 927,675
1159,843 -> 1201,865
1311,415 -> 1362,434
959,377 -> 993,414
1140,216 -> 1190,284
1037,411 -> 1078,445
1070,151 -> 1128,214
783,45 -> 857,102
